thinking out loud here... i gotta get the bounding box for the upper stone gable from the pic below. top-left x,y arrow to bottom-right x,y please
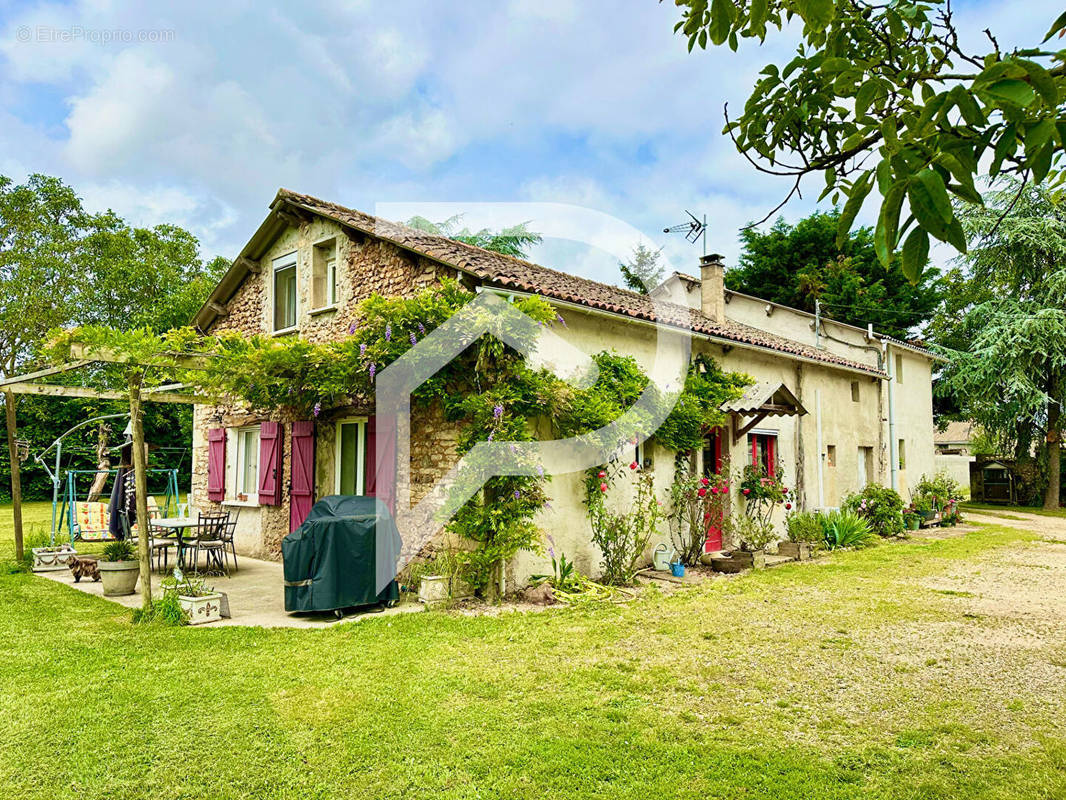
207,213 -> 442,344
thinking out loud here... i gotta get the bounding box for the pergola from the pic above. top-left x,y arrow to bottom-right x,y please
2,344 -> 210,608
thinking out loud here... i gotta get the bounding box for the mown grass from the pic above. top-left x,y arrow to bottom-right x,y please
1,505 -> 1065,799
961,501 -> 1066,519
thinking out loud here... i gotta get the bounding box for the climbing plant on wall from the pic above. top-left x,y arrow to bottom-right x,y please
48,281 -> 751,596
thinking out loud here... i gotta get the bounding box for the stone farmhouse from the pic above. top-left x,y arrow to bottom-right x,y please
190,189 -> 938,588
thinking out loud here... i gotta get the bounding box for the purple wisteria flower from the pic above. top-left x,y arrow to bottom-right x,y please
536,464 -> 544,477
348,321 -> 358,335
556,313 -> 567,328
385,324 -> 392,342
417,322 -> 425,335
487,431 -> 494,442
359,342 -> 367,357
410,332 -> 417,345
312,402 -> 321,417
369,363 -> 376,379
493,404 -> 503,419
513,489 -> 521,500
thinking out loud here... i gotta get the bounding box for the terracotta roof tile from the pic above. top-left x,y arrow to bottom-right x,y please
278,189 -> 886,377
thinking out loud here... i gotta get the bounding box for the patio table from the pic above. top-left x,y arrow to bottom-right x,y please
152,516 -> 227,574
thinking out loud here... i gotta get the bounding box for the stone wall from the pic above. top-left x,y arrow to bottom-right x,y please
193,215 -> 457,560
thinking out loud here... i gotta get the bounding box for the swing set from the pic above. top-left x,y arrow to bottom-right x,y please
34,413 -> 181,546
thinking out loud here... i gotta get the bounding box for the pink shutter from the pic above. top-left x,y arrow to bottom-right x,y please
257,422 -> 283,505
290,421 -> 315,531
207,428 -> 226,502
365,414 -> 396,515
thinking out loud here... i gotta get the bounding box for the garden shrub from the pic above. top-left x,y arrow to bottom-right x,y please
668,462 -> 731,566
586,459 -> 663,585
734,513 -> 777,551
785,510 -> 824,543
913,471 -> 965,511
132,593 -> 188,626
842,484 -> 904,538
821,510 -> 876,550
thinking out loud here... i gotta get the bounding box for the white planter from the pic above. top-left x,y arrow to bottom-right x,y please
32,546 -> 77,572
179,593 -> 224,625
418,575 -> 449,605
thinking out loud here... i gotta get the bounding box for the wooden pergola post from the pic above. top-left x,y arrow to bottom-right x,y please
128,371 -> 153,609
4,390 -> 24,563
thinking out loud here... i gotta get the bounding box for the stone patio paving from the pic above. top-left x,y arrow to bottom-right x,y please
36,554 -> 422,628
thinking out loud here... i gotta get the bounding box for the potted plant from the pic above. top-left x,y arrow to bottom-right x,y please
98,540 -> 140,597
903,507 -> 921,530
31,543 -> 78,572
912,494 -> 936,523
780,510 -> 822,560
417,549 -> 472,606
730,514 -> 776,569
163,568 -> 223,625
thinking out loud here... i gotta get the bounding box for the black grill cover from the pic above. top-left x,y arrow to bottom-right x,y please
282,495 -> 400,612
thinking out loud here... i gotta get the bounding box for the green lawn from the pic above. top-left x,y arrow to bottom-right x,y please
1,505 -> 1065,799
961,501 -> 1066,519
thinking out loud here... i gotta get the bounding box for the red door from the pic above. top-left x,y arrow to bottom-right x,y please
703,427 -> 724,552
289,422 -> 315,532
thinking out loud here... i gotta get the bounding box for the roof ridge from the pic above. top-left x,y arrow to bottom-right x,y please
269,189 -> 888,378
276,188 -> 658,304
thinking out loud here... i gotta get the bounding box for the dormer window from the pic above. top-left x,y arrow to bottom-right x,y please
273,252 -> 297,332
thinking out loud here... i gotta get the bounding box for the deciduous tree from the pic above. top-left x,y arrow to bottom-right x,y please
727,209 -> 942,337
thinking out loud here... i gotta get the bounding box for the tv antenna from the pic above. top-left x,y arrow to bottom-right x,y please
663,210 -> 707,255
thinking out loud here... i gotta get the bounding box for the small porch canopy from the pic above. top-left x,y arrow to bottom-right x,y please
721,380 -> 807,444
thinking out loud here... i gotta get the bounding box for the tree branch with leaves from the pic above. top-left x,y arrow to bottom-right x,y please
672,0 -> 1066,280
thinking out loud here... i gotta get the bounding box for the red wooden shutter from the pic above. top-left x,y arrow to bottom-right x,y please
290,421 -> 315,531
767,435 -> 776,477
365,414 -> 397,515
257,422 -> 283,505
207,428 -> 226,502
365,416 -> 376,496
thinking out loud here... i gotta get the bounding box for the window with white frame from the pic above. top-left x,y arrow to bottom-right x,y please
312,238 -> 337,310
335,418 -> 367,495
234,426 -> 260,498
273,252 -> 298,331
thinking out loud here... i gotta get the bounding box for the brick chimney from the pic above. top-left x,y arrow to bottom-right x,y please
700,253 -> 725,322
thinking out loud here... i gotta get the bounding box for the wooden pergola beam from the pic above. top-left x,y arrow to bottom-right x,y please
67,343 -> 213,371
0,360 -> 93,388
4,382 -> 201,404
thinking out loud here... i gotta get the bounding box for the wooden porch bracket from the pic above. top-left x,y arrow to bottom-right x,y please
732,410 -> 770,445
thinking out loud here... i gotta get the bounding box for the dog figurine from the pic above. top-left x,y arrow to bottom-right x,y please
69,556 -> 101,583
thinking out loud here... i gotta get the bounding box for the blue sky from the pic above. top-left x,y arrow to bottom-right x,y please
0,0 -> 1060,288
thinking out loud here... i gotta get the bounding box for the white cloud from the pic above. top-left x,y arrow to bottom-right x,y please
0,0 -> 1060,273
